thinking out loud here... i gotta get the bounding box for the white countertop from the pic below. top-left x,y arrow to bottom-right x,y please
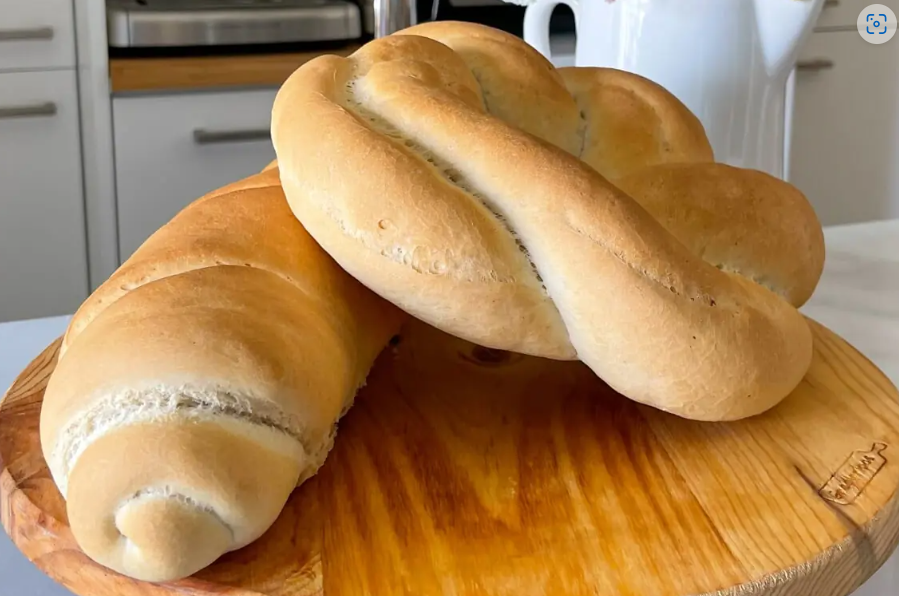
2,219 -> 899,595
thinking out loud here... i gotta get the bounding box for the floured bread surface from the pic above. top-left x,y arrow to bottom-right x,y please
271,21 -> 825,421
39,169 -> 405,582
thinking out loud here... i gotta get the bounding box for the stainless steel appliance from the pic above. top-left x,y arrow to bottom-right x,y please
366,0 -> 568,40
104,0 -> 571,61
371,0 -> 417,37
106,0 -> 363,48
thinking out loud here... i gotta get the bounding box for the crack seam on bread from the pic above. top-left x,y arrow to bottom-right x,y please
576,109 -> 589,160
563,218 -> 723,310
345,76 -> 552,297
53,386 -> 309,497
118,487 -> 235,539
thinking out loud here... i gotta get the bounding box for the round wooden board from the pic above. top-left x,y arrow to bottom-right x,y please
2,318 -> 899,596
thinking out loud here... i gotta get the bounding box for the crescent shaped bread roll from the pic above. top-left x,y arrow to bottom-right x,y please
270,22 -> 825,421
39,166 -> 405,582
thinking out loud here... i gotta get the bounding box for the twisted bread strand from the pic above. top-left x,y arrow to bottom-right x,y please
271,22 -> 824,421
553,65 -> 824,307
40,167 -> 404,581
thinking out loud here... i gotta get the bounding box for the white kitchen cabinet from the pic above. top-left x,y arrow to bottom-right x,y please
0,69 -> 89,323
112,88 -> 279,260
0,0 -> 76,72
816,0 -> 868,29
789,30 -> 899,226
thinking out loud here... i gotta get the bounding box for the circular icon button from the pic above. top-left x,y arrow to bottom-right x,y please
859,4 -> 897,44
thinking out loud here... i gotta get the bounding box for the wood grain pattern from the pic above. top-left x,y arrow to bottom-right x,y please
2,317 -> 899,596
108,47 -> 360,93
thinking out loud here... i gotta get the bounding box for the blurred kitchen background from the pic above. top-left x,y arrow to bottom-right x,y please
0,0 -> 892,325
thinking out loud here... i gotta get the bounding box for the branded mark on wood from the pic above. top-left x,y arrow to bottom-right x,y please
819,443 -> 888,505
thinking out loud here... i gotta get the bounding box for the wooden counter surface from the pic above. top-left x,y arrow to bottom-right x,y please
109,46 -> 360,93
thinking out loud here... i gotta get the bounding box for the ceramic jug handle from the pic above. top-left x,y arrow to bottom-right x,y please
523,0 -> 579,62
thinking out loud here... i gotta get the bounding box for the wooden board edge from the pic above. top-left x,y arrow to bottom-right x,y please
717,487 -> 899,596
0,336 -> 62,550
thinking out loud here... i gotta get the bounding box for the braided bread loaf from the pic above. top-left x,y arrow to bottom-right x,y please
271,22 -> 825,421
39,165 -> 405,582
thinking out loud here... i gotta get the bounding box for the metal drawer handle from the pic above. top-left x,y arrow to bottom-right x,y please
797,59 -> 835,71
193,128 -> 271,145
0,102 -> 57,120
0,27 -> 54,42
823,0 -> 839,7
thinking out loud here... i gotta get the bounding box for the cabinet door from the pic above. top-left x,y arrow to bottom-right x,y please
112,89 -> 278,260
0,0 -> 76,71
0,70 -> 89,323
816,0 -> 869,29
789,30 -> 899,226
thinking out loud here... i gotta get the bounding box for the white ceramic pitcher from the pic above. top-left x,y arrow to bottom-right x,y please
522,0 -> 826,178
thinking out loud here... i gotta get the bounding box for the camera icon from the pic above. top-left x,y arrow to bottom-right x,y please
867,13 -> 888,34
859,5 -> 897,44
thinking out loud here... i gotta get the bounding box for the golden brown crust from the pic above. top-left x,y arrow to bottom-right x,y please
67,421 -> 301,582
41,168 -> 405,582
271,22 -> 823,421
558,66 -> 715,179
61,167 -> 333,353
396,22 -> 583,158
613,162 -> 826,308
